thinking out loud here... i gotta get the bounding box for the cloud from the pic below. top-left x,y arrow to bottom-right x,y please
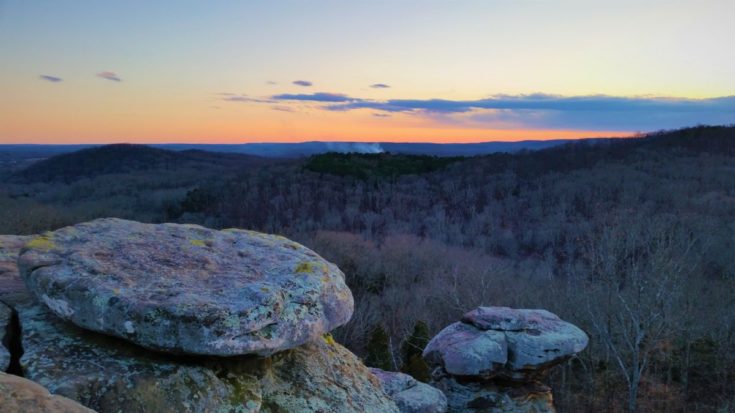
221,94 -> 272,103
39,75 -> 63,83
320,94 -> 735,131
373,113 -> 391,118
266,81 -> 278,85
292,80 -> 313,87
370,83 -> 390,89
230,90 -> 735,131
96,71 -> 122,82
272,92 -> 360,103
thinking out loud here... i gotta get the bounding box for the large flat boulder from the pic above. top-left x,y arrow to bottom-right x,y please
0,372 -> 96,413
369,368 -> 448,413
424,306 -> 588,380
17,218 -> 354,356
18,302 -> 398,413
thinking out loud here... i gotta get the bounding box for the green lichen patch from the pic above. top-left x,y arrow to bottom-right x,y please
25,234 -> 57,251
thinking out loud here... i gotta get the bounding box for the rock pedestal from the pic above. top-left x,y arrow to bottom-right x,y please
1,219 -> 399,412
423,306 -> 588,413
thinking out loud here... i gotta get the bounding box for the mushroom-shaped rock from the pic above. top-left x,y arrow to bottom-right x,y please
369,368 -> 448,413
424,307 -> 588,380
17,218 -> 354,356
422,322 -> 507,377
0,372 -> 96,413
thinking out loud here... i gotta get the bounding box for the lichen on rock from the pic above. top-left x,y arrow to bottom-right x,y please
17,218 -> 355,356
18,301 -> 397,413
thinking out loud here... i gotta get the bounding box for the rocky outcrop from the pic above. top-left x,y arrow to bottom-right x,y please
2,219 -> 397,412
430,377 -> 555,413
1,301 -> 11,371
18,301 -> 397,412
0,371 -> 95,413
17,218 -> 354,356
370,368 -> 448,413
0,235 -> 32,303
424,306 -> 588,413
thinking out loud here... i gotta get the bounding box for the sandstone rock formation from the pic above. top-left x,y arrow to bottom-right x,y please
423,306 -> 588,413
0,235 -> 32,302
1,301 -> 11,371
18,301 -> 397,413
17,218 -> 354,356
370,367 -> 448,413
0,371 -> 95,413
1,219 -> 398,412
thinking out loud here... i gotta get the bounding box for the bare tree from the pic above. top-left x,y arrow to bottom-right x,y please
580,214 -> 696,413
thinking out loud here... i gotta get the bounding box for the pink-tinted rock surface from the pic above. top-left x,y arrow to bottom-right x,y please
18,218 -> 354,356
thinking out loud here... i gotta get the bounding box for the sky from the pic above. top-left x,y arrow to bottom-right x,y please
1,0 -> 734,144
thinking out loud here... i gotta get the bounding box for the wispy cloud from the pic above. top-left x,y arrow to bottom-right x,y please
272,92 -> 358,103
292,80 -> 313,87
39,75 -> 63,83
220,93 -> 272,103
96,71 -> 122,82
370,83 -> 390,89
325,94 -> 735,115
268,92 -> 735,131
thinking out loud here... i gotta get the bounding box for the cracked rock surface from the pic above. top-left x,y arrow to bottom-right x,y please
370,368 -> 448,413
0,301 -> 11,371
18,301 -> 398,413
423,306 -> 588,413
17,218 -> 354,356
0,235 -> 33,304
423,306 -> 588,381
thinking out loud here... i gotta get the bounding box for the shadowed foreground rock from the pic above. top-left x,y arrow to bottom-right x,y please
17,297 -> 398,413
1,301 -> 11,371
18,218 -> 354,356
424,306 -> 588,413
0,235 -> 32,303
370,368 -> 448,413
0,371 -> 95,413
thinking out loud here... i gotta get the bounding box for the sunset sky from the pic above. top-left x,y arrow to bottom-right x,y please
1,0 -> 734,144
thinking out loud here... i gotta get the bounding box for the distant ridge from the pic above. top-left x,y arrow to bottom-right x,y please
12,144 -> 262,183
0,138 -> 617,160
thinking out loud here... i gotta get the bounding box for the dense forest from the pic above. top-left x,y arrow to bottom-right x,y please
1,125 -> 735,412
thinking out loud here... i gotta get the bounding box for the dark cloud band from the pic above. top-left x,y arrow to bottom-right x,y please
270,92 -> 735,131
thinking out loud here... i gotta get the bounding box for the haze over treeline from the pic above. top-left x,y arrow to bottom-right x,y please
2,125 -> 735,412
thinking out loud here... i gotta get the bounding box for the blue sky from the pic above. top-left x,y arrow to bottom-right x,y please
1,0 -> 734,143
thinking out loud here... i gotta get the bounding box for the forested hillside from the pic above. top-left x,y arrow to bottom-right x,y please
1,125 -> 735,412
